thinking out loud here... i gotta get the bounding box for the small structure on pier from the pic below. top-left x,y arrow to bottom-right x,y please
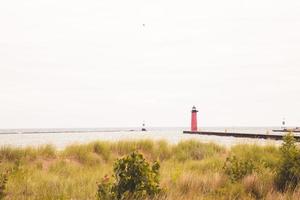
273,118 -> 300,133
282,118 -> 286,129
141,122 -> 147,131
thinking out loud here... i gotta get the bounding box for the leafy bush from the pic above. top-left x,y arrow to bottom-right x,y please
231,144 -> 280,170
224,155 -> 255,182
275,133 -> 300,191
97,152 -> 161,200
97,175 -> 113,200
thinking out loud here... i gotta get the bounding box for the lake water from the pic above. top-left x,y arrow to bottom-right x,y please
0,127 -> 295,149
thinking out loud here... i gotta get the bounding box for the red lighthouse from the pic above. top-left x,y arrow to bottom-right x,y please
191,106 -> 198,132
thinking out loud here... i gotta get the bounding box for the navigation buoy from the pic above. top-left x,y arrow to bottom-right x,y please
282,118 -> 286,129
142,122 -> 147,131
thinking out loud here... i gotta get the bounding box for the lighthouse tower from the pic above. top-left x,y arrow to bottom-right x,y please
191,106 -> 198,132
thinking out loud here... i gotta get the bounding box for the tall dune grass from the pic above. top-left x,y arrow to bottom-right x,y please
0,139 -> 299,199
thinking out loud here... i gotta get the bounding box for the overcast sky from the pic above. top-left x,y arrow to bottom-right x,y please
0,0 -> 300,128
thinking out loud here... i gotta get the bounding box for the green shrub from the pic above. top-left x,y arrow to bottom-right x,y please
97,175 -> 113,200
224,155 -> 255,182
275,133 -> 300,191
97,152 -> 161,200
231,144 -> 280,170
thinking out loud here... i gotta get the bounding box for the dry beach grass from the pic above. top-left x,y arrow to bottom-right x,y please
0,139 -> 299,199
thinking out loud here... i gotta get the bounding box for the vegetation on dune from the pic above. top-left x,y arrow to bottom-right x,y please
224,155 -> 255,182
173,140 -> 225,162
0,137 -> 299,199
0,170 -> 8,200
97,152 -> 161,200
275,133 -> 300,191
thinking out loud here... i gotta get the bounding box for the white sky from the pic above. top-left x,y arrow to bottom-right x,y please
0,0 -> 300,128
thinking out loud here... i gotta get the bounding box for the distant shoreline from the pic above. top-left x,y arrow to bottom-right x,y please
0,130 -> 135,135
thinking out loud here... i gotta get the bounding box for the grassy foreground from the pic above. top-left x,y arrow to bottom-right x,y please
0,139 -> 299,200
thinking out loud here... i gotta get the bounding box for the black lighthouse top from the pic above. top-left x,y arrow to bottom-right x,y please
192,106 -> 198,113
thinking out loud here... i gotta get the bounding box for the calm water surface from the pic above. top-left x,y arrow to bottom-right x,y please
0,127 -> 294,149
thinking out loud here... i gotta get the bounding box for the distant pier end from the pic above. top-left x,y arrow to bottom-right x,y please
183,106 -> 300,141
183,130 -> 300,141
